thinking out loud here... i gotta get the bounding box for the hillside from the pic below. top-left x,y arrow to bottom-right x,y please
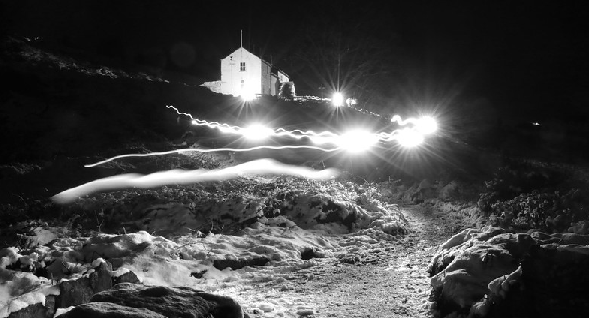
2,36 -> 589,318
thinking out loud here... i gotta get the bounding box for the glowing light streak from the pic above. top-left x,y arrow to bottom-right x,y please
166,105 -> 438,151
390,115 -> 437,134
190,119 -> 242,134
242,124 -> 274,141
85,145 -> 340,168
53,159 -> 340,204
167,105 -> 341,143
390,115 -> 415,126
336,130 -> 379,153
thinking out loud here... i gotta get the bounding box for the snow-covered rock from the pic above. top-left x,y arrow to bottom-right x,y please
0,248 -> 21,269
0,270 -> 59,318
80,231 -> 167,263
67,283 -> 244,318
59,302 -> 166,318
430,227 -> 589,317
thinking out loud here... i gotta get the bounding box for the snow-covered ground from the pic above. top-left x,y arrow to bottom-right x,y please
1,175 -> 414,318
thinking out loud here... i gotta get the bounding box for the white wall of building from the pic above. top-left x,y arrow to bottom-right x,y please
261,61 -> 272,95
212,47 -> 291,98
220,47 -> 262,97
277,70 -> 289,84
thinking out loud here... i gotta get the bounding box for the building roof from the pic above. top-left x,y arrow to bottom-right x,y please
226,46 -> 289,79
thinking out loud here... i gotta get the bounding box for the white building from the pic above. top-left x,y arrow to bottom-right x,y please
202,46 -> 293,99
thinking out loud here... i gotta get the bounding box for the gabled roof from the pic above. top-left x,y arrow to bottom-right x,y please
226,46 -> 289,78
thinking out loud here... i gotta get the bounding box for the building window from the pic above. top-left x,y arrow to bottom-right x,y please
240,62 -> 246,71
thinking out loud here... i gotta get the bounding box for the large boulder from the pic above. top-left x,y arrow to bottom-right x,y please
430,227 -> 589,317
7,295 -> 56,318
515,244 -> 589,317
57,261 -> 113,308
86,283 -> 244,318
59,302 -> 166,318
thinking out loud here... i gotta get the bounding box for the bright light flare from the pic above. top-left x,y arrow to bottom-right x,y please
241,124 -> 274,141
415,116 -> 438,135
240,87 -> 257,102
337,129 -> 379,153
332,92 -> 344,107
396,128 -> 425,148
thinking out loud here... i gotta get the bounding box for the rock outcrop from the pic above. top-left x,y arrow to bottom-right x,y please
57,261 -> 113,307
429,227 -> 589,318
60,302 -> 166,318
63,283 -> 245,318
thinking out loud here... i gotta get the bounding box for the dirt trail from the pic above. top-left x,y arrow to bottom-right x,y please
246,204 -> 455,318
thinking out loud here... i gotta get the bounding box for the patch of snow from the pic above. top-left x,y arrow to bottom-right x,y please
27,227 -> 59,246
0,270 -> 58,318
53,306 -> 75,317
0,248 -> 21,269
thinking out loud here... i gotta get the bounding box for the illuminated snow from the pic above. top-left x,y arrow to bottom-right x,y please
5,177 -> 410,317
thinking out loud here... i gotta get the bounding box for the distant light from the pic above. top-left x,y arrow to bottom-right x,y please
397,128 -> 425,148
532,122 -> 540,126
337,129 -> 378,153
346,98 -> 357,106
415,116 -> 438,135
242,124 -> 273,141
332,92 -> 344,107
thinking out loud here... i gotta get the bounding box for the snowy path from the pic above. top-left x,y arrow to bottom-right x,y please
1,200 -> 456,318
232,204 -> 454,318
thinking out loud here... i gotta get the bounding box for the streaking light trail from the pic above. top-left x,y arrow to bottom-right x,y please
53,159 -> 339,204
58,107 -> 439,203
85,145 -> 340,168
84,105 -> 437,168
168,105 -> 339,142
337,130 -> 379,153
391,115 -> 437,132
170,104 -> 438,149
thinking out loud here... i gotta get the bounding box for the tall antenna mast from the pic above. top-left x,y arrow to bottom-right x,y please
240,30 -> 243,48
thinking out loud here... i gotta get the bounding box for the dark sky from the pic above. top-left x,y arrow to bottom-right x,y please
2,0 -> 588,118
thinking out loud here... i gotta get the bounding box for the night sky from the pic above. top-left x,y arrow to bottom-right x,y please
2,0 -> 588,120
